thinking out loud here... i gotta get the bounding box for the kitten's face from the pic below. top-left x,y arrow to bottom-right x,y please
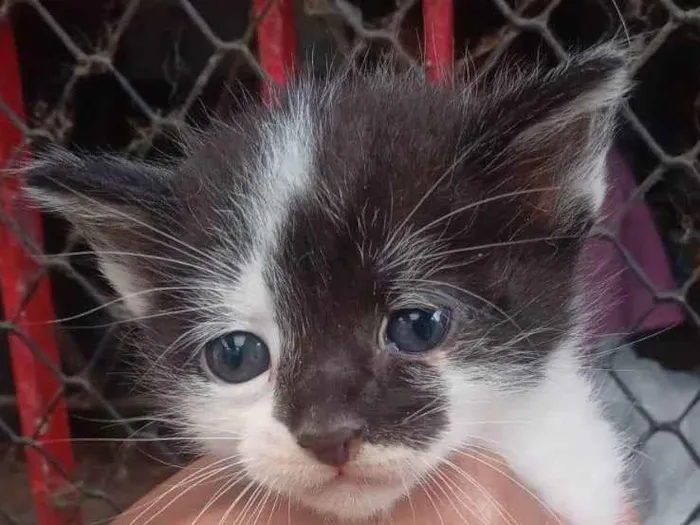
26,46 -> 628,520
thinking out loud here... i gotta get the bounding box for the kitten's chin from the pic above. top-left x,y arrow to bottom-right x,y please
296,482 -> 407,521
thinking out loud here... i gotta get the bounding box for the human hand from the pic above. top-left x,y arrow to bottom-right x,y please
112,451 -> 637,525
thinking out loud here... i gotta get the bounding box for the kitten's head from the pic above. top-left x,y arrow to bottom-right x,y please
25,45 -> 629,520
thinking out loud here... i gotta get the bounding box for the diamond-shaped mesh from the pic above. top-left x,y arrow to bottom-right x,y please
0,1 -> 699,524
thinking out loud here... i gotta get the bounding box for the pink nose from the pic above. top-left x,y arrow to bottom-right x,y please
296,427 -> 363,467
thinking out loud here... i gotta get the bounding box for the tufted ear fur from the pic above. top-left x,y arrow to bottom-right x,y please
24,149 -> 174,222
23,149 -> 177,315
473,44 -> 631,229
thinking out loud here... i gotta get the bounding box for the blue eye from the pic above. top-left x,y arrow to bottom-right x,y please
203,331 -> 270,383
384,308 -> 451,354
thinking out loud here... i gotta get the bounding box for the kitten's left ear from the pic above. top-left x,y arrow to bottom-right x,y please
484,43 -> 632,226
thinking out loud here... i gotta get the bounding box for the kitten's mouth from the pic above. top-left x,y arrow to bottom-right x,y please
308,468 -> 400,493
293,467 -> 410,520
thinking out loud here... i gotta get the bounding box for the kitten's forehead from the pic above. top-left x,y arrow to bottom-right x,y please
162,72 -> 590,359
176,74 -> 527,280
177,73 -> 577,327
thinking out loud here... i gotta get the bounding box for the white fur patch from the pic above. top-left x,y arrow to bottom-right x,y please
99,260 -> 149,316
247,94 -> 316,261
484,340 -> 628,525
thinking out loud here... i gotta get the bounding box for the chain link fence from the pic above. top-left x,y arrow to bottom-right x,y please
0,0 -> 699,524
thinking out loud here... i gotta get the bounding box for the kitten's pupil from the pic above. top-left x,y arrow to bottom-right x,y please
385,308 -> 451,354
203,331 -> 270,383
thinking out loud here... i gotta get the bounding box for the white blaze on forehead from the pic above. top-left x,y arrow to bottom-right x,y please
247,94 -> 316,261
203,94 -> 317,365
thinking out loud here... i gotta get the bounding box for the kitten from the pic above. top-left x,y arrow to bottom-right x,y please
25,43 -> 631,524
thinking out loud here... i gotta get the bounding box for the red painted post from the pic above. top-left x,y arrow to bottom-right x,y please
0,19 -> 80,525
423,0 -> 454,83
253,0 -> 297,105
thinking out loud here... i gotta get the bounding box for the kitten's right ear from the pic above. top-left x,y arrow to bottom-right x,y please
22,150 -> 178,316
23,149 -> 174,226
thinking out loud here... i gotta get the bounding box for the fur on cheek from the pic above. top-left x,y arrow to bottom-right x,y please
179,379 -> 275,456
430,365 -> 507,452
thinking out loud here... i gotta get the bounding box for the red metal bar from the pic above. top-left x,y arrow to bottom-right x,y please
0,19 -> 80,525
423,0 -> 454,83
253,0 -> 297,105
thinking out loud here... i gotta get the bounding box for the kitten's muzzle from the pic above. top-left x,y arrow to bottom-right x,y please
296,425 -> 364,467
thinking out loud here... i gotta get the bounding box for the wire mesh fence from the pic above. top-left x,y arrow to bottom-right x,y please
0,0 -> 699,524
